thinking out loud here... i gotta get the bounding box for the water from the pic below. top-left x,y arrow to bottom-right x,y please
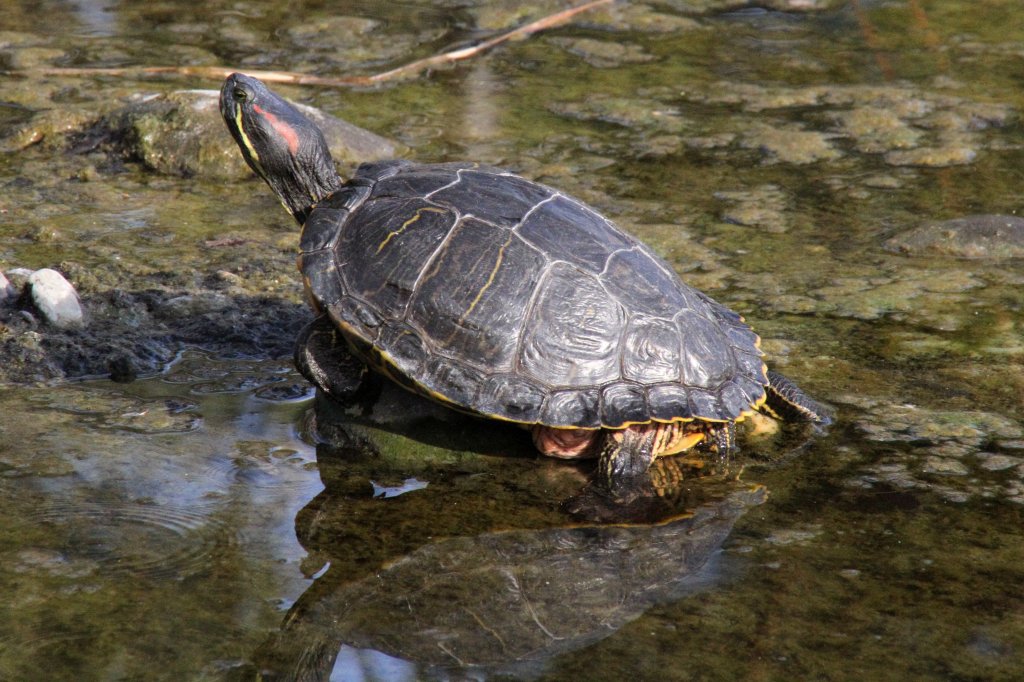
1,1 -> 1023,679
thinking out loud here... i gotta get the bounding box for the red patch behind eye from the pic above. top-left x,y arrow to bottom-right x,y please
253,104 -> 300,156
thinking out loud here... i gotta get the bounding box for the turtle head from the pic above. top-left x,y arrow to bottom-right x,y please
220,73 -> 342,224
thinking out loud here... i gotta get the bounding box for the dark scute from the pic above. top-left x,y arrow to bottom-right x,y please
337,196 -> 457,317
353,159 -> 416,182
601,248 -> 689,317
328,297 -> 381,343
733,373 -> 768,405
621,316 -> 682,383
688,388 -> 723,421
378,324 -> 429,376
719,379 -> 755,418
408,217 -> 544,372
733,349 -> 766,382
722,320 -> 761,353
540,389 -> 601,428
516,195 -> 633,273
300,207 -> 348,252
371,168 -> 463,200
646,384 -> 693,422
301,251 -> 344,309
676,309 -> 735,390
600,383 -> 650,427
475,375 -> 545,422
428,170 -> 555,228
424,357 -> 486,407
519,264 -> 624,387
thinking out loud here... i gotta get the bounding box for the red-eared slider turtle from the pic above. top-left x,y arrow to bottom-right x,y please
220,73 -> 831,489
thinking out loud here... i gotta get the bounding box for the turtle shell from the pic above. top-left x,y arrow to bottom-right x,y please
297,160 -> 768,429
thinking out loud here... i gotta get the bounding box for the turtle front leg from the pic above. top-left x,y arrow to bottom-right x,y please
598,422 -> 708,490
294,314 -> 368,403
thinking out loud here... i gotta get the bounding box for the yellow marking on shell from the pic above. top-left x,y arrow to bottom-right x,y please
452,231 -> 514,336
376,207 -> 446,255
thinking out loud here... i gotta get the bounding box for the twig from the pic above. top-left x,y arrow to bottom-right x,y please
14,0 -> 615,88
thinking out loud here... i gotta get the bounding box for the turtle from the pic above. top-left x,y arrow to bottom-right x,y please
219,73 -> 831,489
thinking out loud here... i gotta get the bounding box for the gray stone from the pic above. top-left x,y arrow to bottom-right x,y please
0,271 -> 15,302
28,268 -> 84,329
884,215 -> 1024,259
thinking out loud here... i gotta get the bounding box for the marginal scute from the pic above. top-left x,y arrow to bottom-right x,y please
719,379 -> 754,418
723,322 -> 761,351
378,324 -> 428,376
688,388 -> 722,421
476,375 -> 545,422
733,350 -> 767,383
541,389 -> 601,429
424,357 -> 487,407
302,251 -> 343,309
732,374 -> 768,407
646,384 -> 692,422
300,207 -> 348,252
328,298 -> 379,342
600,383 -> 649,428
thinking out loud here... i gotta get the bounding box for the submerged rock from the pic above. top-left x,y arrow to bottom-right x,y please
884,215 -> 1024,259
27,268 -> 84,329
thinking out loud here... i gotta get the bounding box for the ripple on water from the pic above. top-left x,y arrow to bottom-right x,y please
198,441 -> 318,493
26,502 -> 236,581
26,387 -> 202,435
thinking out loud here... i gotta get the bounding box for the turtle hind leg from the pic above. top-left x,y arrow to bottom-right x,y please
762,370 -> 834,425
294,314 -> 370,403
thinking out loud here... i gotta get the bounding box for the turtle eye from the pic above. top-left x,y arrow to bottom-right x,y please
233,86 -> 248,102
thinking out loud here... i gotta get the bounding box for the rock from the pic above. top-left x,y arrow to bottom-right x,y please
27,268 -> 85,329
0,271 -> 15,302
884,215 -> 1024,259
83,89 -> 401,180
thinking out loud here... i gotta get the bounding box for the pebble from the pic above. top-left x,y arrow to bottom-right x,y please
28,268 -> 85,329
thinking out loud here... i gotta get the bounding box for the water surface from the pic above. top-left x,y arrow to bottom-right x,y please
1,1 -> 1023,679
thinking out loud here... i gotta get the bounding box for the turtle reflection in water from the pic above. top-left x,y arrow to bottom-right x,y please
220,74 -> 832,489
252,458 -> 766,679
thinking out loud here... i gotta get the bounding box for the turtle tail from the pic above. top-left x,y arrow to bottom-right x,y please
761,370 -> 833,425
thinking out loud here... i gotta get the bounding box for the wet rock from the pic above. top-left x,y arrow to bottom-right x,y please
857,404 -> 1022,447
28,268 -> 84,329
715,185 -> 791,233
922,456 -> 969,476
740,123 -> 841,165
977,453 -> 1024,472
832,106 -> 921,154
548,37 -> 655,68
0,271 -> 15,302
883,143 -> 977,167
78,89 -> 401,180
884,215 -> 1024,259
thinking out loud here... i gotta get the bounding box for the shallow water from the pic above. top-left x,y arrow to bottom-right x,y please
2,1 -> 1024,679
